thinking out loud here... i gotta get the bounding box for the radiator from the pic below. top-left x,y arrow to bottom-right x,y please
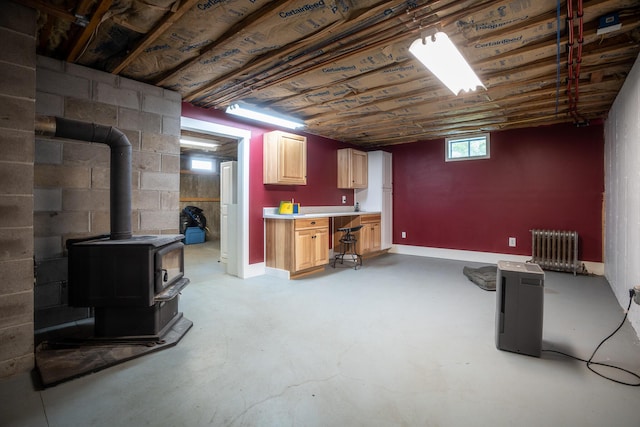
530,229 -> 582,275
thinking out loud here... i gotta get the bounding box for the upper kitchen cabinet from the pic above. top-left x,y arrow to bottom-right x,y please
264,131 -> 307,185
337,148 -> 367,189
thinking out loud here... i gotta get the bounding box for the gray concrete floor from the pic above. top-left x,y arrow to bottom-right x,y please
2,240 -> 640,427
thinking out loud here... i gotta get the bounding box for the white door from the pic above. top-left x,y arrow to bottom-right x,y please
220,161 -> 238,275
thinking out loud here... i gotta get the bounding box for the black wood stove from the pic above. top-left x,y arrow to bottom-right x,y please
36,116 -> 191,340
68,234 -> 189,338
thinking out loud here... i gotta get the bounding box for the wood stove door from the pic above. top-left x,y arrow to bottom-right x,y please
155,242 -> 184,294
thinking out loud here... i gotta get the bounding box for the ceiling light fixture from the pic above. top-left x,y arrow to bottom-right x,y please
225,103 -> 304,129
409,32 -> 485,96
180,137 -> 219,150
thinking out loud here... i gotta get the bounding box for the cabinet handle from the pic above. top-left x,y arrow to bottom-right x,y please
310,221 -> 316,225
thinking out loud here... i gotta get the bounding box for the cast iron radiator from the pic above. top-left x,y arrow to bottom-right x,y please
530,229 -> 583,275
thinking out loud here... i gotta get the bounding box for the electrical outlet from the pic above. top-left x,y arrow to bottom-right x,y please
634,285 -> 640,305
509,237 -> 516,247
341,195 -> 346,204
401,231 -> 406,238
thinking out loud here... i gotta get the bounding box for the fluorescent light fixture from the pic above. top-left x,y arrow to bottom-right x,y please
180,136 -> 219,150
409,32 -> 485,96
226,103 -> 304,129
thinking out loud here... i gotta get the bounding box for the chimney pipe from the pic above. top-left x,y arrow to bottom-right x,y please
36,116 -> 132,240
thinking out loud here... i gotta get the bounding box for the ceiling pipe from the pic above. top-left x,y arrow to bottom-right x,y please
566,0 -> 587,124
35,116 -> 132,240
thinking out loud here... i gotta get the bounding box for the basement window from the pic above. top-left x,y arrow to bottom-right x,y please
191,159 -> 214,172
445,133 -> 490,161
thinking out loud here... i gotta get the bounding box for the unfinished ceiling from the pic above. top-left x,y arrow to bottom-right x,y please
18,0 -> 640,147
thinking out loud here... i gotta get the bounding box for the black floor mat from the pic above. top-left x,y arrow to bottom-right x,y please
463,265 -> 497,291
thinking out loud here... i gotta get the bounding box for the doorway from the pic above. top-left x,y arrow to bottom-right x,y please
180,117 -> 252,278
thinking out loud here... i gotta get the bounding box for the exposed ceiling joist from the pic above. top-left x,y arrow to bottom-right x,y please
18,0 -> 640,146
67,0 -> 113,63
108,0 -> 201,75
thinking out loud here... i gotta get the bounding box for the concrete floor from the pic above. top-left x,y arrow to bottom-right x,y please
1,240 -> 640,427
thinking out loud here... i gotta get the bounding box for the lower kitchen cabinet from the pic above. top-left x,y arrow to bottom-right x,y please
295,224 -> 329,272
332,214 -> 382,256
266,212 -> 384,278
265,217 -> 329,277
358,214 -> 381,255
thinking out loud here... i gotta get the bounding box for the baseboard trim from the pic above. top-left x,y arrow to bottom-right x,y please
264,266 -> 290,280
242,262 -> 266,279
389,244 -> 604,275
582,261 -> 605,276
389,244 -> 529,264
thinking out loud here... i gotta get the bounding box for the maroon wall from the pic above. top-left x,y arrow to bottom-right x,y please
181,103 -> 353,264
182,104 -> 604,264
387,123 -> 605,262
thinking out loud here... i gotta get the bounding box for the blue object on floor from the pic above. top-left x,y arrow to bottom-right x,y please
184,227 -> 205,245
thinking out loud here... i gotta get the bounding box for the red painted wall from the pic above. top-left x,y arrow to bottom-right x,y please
387,123 -> 605,262
181,103 -> 353,264
182,104 -> 604,264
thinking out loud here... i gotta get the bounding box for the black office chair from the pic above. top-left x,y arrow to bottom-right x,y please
332,225 -> 363,269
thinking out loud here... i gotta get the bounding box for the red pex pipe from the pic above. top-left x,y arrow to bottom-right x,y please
566,0 -> 576,120
575,0 -> 584,106
566,0 -> 585,122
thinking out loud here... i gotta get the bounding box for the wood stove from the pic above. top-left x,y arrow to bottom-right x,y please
36,116 -> 191,340
68,235 -> 189,338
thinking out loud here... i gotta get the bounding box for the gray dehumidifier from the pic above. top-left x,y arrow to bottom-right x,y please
495,261 -> 545,357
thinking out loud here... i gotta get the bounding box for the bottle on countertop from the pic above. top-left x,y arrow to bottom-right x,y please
354,202 -> 360,212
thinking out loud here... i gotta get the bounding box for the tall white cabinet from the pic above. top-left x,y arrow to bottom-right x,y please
355,151 -> 392,250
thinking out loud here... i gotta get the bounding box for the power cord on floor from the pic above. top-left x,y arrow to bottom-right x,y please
542,291 -> 640,387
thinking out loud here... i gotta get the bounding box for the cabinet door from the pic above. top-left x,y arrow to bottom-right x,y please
295,228 -> 329,271
382,151 -> 393,189
278,133 -> 306,184
358,221 -> 381,254
369,222 -> 381,252
312,228 -> 329,266
357,225 -> 370,254
264,131 -> 307,185
351,149 -> 368,188
295,229 -> 315,271
337,148 -> 367,189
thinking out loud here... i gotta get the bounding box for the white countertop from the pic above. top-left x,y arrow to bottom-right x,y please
263,206 -> 380,219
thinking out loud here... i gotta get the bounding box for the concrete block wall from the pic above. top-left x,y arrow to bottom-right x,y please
0,2 -> 36,378
34,56 -> 182,329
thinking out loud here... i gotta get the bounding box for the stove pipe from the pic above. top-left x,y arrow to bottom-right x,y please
35,116 -> 132,240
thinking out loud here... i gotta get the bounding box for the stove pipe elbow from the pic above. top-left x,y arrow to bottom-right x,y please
36,116 -> 132,240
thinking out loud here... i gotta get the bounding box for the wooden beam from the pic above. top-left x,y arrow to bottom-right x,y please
187,2 -> 425,105
66,0 -> 113,63
154,0 -> 293,87
186,0 -> 497,105
108,0 -> 200,75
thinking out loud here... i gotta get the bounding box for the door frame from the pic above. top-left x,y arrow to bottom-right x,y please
181,117 -> 258,278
